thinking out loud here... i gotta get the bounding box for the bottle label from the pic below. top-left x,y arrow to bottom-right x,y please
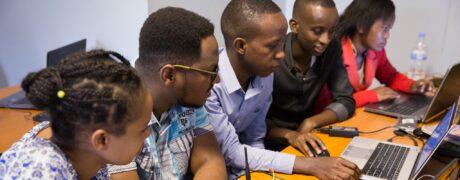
411,50 -> 427,61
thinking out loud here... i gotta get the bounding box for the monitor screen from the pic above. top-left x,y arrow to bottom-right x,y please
46,39 -> 86,67
413,105 -> 454,174
424,63 -> 460,122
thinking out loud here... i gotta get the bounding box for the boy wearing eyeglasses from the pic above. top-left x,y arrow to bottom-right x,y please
109,7 -> 226,180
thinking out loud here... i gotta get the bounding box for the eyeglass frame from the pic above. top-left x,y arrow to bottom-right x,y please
171,64 -> 218,83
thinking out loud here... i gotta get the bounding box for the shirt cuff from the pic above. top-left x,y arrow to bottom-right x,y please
325,102 -> 349,121
353,90 -> 379,107
107,161 -> 137,174
272,153 -> 296,174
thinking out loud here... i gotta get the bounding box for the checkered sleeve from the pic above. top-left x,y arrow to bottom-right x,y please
106,161 -> 137,175
193,107 -> 214,137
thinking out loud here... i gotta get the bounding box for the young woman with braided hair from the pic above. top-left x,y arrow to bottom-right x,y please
0,50 -> 153,179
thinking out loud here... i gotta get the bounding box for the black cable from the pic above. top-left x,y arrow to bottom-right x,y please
406,134 -> 419,147
407,133 -> 426,147
387,135 -> 399,142
359,126 -> 394,134
387,133 -> 421,146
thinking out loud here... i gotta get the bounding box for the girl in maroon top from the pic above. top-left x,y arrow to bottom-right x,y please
317,0 -> 434,109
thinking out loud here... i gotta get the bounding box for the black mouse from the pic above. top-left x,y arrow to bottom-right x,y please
306,142 -> 330,157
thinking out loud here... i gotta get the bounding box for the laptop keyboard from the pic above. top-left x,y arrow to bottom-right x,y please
385,97 -> 429,115
362,143 -> 410,180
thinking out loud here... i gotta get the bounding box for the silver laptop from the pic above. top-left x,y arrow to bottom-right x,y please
341,101 -> 457,180
0,39 -> 86,110
364,62 -> 460,122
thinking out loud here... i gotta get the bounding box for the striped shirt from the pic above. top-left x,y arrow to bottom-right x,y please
136,104 -> 213,179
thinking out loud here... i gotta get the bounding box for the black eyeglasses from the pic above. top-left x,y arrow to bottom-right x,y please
172,64 -> 218,83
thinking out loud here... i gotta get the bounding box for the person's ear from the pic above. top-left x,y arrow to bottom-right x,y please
159,64 -> 176,88
91,129 -> 109,151
290,19 -> 299,33
233,37 -> 247,55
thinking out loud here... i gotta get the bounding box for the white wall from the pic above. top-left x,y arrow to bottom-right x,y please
0,0 -> 148,87
2,0 -> 458,87
389,0 -> 460,75
148,0 -> 288,48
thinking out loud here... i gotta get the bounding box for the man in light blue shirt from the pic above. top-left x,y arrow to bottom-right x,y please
206,50 -> 295,175
205,0 -> 361,179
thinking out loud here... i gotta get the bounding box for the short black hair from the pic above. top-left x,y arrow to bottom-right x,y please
221,0 -> 282,46
22,50 -> 145,149
335,0 -> 395,39
137,7 -> 214,77
293,0 -> 336,19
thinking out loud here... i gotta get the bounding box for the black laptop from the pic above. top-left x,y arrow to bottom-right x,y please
0,39 -> 86,110
364,62 -> 460,122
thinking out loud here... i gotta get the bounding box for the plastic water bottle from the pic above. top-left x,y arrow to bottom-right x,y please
408,32 -> 427,80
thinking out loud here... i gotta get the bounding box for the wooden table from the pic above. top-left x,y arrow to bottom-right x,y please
1,87 -> 456,179
242,109 -> 431,180
0,86 -> 43,152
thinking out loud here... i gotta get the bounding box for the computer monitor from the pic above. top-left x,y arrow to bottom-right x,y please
0,39 -> 86,110
424,63 -> 460,122
412,102 -> 456,178
47,39 -> 86,67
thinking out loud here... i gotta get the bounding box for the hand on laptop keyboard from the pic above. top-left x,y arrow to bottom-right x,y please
374,86 -> 399,101
409,78 -> 436,96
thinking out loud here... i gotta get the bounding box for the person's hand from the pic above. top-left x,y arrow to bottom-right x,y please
410,78 -> 435,96
286,131 -> 325,157
373,86 -> 399,101
298,118 -> 316,133
297,157 -> 361,180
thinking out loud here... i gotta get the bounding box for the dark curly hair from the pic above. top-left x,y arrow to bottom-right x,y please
21,49 -> 145,149
334,0 -> 395,39
137,7 -> 214,78
221,0 -> 282,46
293,0 -> 336,19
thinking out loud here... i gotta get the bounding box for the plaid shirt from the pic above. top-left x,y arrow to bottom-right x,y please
135,104 -> 213,179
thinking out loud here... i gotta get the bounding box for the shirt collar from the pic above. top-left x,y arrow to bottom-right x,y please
285,33 -> 318,71
218,49 -> 265,94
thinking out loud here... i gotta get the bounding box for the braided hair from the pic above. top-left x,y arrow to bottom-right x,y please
21,49 -> 145,149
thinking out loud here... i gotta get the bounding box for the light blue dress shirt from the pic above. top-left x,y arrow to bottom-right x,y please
205,49 -> 296,176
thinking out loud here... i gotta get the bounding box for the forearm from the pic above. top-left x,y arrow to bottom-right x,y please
191,133 -> 227,179
353,89 -> 379,107
298,110 -> 337,133
193,157 -> 227,180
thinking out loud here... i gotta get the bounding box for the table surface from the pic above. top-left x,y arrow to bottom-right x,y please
0,87 -> 445,180
0,86 -> 45,152
240,107 -> 433,180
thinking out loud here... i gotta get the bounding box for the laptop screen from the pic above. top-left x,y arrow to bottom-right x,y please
413,105 -> 454,174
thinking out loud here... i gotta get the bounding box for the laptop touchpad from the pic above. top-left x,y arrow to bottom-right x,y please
343,145 -> 373,159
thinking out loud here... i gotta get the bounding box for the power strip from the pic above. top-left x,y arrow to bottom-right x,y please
318,126 -> 359,138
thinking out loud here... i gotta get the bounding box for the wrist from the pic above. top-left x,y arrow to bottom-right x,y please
284,130 -> 298,143
293,157 -> 315,175
299,120 -> 317,133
